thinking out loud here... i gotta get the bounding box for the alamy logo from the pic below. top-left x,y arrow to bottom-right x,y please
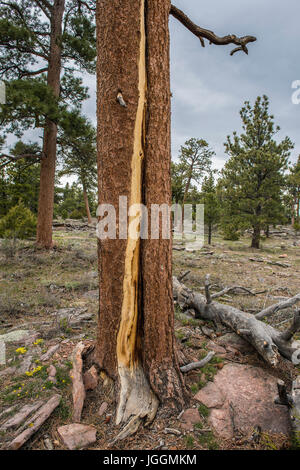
0,81 -> 5,105
96,198 -> 204,249
291,80 -> 300,104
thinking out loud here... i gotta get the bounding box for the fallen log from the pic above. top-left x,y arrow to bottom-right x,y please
173,276 -> 300,367
6,395 -> 61,450
71,342 -> 86,422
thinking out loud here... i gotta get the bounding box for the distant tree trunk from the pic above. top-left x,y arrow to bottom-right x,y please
251,224 -> 260,248
82,184 -> 92,224
291,197 -> 296,226
36,0 -> 64,249
208,222 -> 212,245
265,225 -> 269,238
182,172 -> 192,207
251,205 -> 261,249
96,0 -> 186,430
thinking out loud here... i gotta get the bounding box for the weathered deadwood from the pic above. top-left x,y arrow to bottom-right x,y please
6,395 -> 61,450
170,4 -> 257,55
256,294 -> 300,320
180,351 -> 215,373
211,286 -> 256,300
173,277 -> 299,367
291,376 -> 300,439
71,341 -> 86,422
275,380 -> 292,405
0,401 -> 43,431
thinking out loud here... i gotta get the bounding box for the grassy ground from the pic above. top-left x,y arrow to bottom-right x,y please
0,226 -> 299,450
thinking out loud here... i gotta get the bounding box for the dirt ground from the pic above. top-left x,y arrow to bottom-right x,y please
0,226 -> 299,450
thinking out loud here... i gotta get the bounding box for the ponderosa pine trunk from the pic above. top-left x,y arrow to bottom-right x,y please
36,0 -> 64,249
96,0 -> 186,428
208,222 -> 212,245
251,224 -> 260,248
83,184 -> 92,224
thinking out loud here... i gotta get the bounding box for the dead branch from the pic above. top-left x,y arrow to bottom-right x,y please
278,311 -> 300,342
173,276 -> 299,367
170,4 -> 257,55
0,152 -> 44,170
204,274 -> 212,304
180,351 -> 215,373
255,293 -> 300,320
178,270 -> 190,282
211,286 -> 256,300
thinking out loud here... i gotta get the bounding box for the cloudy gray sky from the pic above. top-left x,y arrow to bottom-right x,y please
168,0 -> 300,170
81,0 -> 300,172
7,0 -> 300,177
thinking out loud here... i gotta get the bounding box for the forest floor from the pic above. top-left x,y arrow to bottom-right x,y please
0,225 -> 299,451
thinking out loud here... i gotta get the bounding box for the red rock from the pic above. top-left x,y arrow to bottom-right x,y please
206,341 -> 226,355
195,382 -> 225,409
194,364 -> 291,439
83,365 -> 98,391
47,365 -> 57,379
57,423 -> 97,450
180,408 -> 201,431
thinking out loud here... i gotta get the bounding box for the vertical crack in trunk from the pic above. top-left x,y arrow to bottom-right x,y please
115,0 -> 159,431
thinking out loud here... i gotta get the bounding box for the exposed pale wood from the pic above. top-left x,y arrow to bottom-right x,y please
71,341 -> 86,422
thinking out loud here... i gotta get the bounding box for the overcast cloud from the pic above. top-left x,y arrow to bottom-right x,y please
6,0 -> 300,176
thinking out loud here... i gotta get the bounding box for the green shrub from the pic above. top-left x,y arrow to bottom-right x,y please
222,223 -> 240,241
69,209 -> 85,219
0,201 -> 36,240
294,222 -> 300,234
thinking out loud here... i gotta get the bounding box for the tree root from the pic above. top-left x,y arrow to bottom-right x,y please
173,276 -> 300,367
111,363 -> 159,444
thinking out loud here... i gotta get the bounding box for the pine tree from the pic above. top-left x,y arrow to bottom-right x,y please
220,96 -> 293,249
178,138 -> 214,206
287,156 -> 300,225
201,172 -> 220,245
57,112 -> 96,223
7,141 -> 41,213
0,0 -> 96,248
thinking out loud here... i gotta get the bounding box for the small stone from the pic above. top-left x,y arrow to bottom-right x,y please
44,437 -> 54,450
180,408 -> 201,431
57,423 -> 97,450
195,382 -> 225,409
98,402 -> 108,417
17,355 -> 33,374
0,366 -> 16,378
206,341 -> 226,355
83,365 -> 98,391
47,365 -> 57,378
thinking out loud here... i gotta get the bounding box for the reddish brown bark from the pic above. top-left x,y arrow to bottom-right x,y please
36,0 -> 65,249
96,0 -> 186,411
141,0 -> 186,407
